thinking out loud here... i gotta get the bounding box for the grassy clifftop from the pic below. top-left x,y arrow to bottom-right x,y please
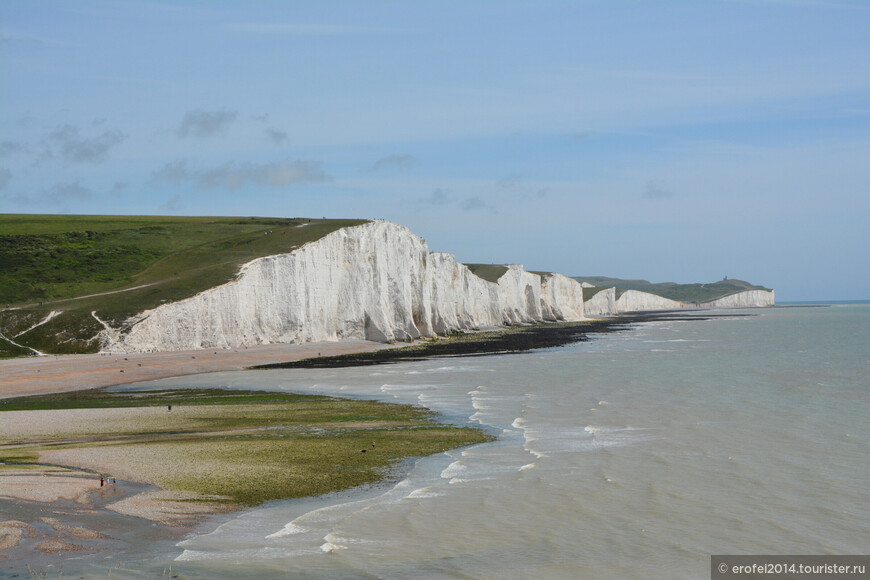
573,276 -> 771,303
0,215 -> 367,355
464,263 -> 509,283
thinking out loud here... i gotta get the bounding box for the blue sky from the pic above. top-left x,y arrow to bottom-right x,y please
1,1 -> 868,301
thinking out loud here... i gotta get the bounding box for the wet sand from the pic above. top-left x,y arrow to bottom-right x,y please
0,339 -> 393,398
0,469 -> 206,573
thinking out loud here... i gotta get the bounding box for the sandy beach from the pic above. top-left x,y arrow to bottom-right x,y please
0,339 -> 392,399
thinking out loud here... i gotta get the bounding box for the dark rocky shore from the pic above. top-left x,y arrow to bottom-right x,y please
254,311 -> 749,370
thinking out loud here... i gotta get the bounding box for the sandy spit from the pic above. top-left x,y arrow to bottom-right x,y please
0,339 -> 393,398
0,473 -> 99,504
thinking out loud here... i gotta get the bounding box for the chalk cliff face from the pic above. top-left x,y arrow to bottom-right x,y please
583,288 -> 617,317
616,290 -> 685,312
108,222 -> 586,353
540,273 -> 585,322
582,287 -> 775,317
706,290 -> 775,308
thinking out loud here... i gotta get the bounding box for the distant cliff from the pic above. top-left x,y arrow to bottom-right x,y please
706,290 -> 775,308
106,222 -> 586,352
582,286 -> 775,316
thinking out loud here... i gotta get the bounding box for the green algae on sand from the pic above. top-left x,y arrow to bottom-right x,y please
0,388 -> 493,507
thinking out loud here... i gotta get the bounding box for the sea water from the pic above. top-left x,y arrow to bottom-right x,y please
88,305 -> 870,578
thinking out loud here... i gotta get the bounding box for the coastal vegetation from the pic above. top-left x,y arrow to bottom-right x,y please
0,215 -> 367,355
0,388 -> 492,506
465,263 -> 509,283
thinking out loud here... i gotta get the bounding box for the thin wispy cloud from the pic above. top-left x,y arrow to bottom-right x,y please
46,182 -> 92,202
0,30 -> 67,48
461,196 -> 486,211
49,124 -> 126,163
177,109 -> 237,138
108,182 -> 127,195
160,194 -> 183,212
497,173 -> 523,189
418,188 -> 453,206
9,182 -> 93,206
643,181 -> 674,200
266,128 -> 289,145
152,160 -> 190,184
153,158 -> 329,190
0,141 -> 25,156
372,154 -> 416,172
228,23 -> 387,36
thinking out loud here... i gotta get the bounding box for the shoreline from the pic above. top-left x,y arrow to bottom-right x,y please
0,313 -> 727,399
255,311 -> 742,369
0,339 -> 395,399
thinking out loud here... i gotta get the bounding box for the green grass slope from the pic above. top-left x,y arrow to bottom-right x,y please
0,215 -> 368,355
465,263 -> 509,283
573,276 -> 771,303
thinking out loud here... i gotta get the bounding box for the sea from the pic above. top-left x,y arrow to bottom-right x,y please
69,304 -> 870,578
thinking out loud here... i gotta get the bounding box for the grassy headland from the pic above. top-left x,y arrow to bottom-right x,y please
0,215 -> 367,355
0,388 -> 492,506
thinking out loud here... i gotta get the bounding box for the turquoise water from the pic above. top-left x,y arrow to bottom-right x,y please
73,305 -> 870,578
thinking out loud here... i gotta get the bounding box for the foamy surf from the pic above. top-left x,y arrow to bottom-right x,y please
405,486 -> 442,499
266,523 -> 307,538
175,545 -> 320,561
511,416 -> 547,459
440,460 -> 467,480
320,533 -> 348,552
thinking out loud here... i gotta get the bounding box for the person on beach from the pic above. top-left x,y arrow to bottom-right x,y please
100,477 -> 104,487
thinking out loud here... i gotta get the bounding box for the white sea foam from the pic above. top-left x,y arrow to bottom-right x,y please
266,523 -> 307,538
320,533 -> 347,552
176,546 -> 319,561
405,486 -> 442,499
511,416 -> 547,458
440,460 -> 467,480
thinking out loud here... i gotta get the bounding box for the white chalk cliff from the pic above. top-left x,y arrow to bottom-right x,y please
583,288 -> 617,317
616,290 -> 685,312
583,287 -> 775,316
706,290 -> 775,308
106,221 -> 586,353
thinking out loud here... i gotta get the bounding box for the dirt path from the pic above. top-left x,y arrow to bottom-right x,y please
7,281 -> 162,310
0,339 -> 394,398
